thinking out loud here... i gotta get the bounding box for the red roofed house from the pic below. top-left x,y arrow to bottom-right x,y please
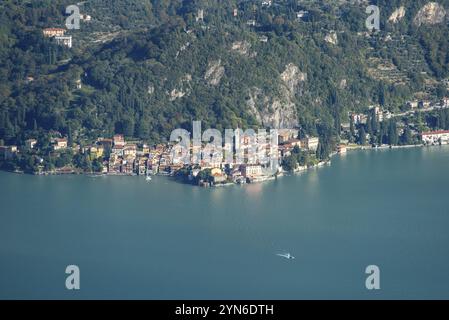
421,130 -> 449,145
43,28 -> 66,37
53,138 -> 68,151
113,134 -> 125,147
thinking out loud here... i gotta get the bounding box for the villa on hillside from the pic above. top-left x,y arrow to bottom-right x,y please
421,130 -> 449,145
25,139 -> 37,150
43,28 -> 66,37
301,136 -> 319,152
55,36 -> 72,48
53,138 -> 68,151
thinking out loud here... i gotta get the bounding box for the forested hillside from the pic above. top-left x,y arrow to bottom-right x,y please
0,0 -> 448,146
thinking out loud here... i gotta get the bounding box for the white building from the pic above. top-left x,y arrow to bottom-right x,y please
421,130 -> 449,145
351,113 -> 367,125
301,136 -> 319,152
80,14 -> 92,21
55,36 -> 72,48
370,105 -> 383,122
259,35 -> 268,43
262,1 -> 272,7
297,10 -> 309,20
241,164 -> 262,177
196,9 -> 204,22
442,97 -> 449,108
25,139 -> 37,150
53,138 -> 68,151
407,101 -> 419,110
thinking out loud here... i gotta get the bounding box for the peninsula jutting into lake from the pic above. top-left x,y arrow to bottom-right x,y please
1,0 -> 449,302
2,100 -> 449,188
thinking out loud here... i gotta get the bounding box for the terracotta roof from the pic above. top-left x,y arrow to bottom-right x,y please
422,130 -> 449,136
43,28 -> 66,31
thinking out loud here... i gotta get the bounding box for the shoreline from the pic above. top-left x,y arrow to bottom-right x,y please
1,143 -> 446,185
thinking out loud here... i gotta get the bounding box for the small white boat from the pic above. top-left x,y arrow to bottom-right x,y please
146,176 -> 152,181
276,253 -> 295,260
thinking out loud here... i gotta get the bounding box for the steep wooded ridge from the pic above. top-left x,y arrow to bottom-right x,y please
0,0 -> 448,144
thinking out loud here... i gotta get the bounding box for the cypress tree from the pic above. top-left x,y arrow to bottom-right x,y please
359,126 -> 366,145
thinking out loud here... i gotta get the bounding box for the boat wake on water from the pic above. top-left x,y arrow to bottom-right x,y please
276,252 -> 295,260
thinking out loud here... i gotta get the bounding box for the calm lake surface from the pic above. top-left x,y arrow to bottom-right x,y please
1,146 -> 449,299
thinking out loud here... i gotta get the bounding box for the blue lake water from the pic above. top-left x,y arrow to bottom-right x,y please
1,146 -> 449,299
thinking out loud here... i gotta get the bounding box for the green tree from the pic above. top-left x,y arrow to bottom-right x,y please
401,127 -> 413,145
388,121 -> 399,146
282,155 -> 297,172
358,126 -> 366,145
92,159 -> 103,173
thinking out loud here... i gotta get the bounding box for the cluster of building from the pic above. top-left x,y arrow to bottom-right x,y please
278,130 -> 319,157
4,119 -> 447,180
406,98 -> 449,110
348,98 -> 449,127
172,129 -> 321,186
341,97 -> 449,148
0,137 -> 71,161
42,28 -> 73,48
0,129 -> 324,185
349,105 -> 393,125
67,134 -> 176,176
42,13 -> 91,49
104,135 -> 177,175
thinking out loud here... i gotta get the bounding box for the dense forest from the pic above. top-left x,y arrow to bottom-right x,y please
0,0 -> 448,148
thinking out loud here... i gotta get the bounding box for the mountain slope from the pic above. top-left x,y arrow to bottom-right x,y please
0,0 -> 448,145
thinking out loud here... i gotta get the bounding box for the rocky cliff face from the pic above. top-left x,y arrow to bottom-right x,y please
388,6 -> 406,24
168,74 -> 192,101
231,41 -> 254,57
204,60 -> 225,86
280,63 -> 307,94
414,2 -> 446,26
246,63 -> 306,129
324,31 -> 338,45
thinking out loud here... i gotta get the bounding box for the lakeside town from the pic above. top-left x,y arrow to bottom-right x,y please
2,3 -> 446,187
0,128 -> 319,187
1,96 -> 449,187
